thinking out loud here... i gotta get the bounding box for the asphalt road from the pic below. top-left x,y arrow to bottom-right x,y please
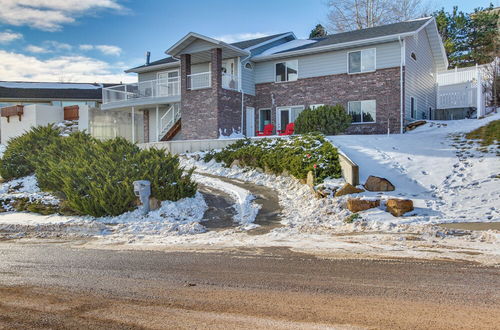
0,241 -> 499,329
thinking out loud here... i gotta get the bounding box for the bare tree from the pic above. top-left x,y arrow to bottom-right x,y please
327,0 -> 430,33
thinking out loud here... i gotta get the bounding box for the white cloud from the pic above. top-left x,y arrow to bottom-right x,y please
79,44 -> 94,51
79,44 -> 122,56
0,30 -> 22,43
25,45 -> 50,53
0,49 -> 135,83
214,32 -> 270,43
0,0 -> 124,31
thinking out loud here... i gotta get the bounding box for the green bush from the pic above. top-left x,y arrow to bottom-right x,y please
1,125 -> 197,217
204,134 -> 342,183
36,135 -> 197,217
0,125 -> 61,180
294,104 -> 351,135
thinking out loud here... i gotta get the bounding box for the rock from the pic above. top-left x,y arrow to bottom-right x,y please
230,159 -> 241,168
192,154 -> 200,161
255,167 -> 264,173
149,197 -> 161,211
364,175 -> 395,192
334,183 -> 365,197
347,198 -> 380,212
386,199 -> 414,217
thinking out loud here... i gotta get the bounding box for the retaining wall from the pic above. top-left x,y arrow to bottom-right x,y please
139,138 -> 360,186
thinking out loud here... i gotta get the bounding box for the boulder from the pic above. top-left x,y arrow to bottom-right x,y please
386,199 -> 414,217
230,159 -> 241,168
347,198 -> 380,212
334,183 -> 365,197
364,176 -> 395,192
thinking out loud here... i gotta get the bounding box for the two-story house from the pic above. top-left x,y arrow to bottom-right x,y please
101,17 -> 483,143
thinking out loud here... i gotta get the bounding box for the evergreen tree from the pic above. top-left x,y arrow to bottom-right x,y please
309,24 -> 327,39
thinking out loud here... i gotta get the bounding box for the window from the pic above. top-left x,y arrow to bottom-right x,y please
348,100 -> 376,123
411,52 -> 417,61
276,105 -> 304,130
245,62 -> 253,70
310,104 -> 324,110
348,48 -> 376,74
259,108 -> 271,130
275,60 -> 298,82
410,97 -> 416,119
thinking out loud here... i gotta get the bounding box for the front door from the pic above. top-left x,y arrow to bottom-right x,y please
246,107 -> 255,137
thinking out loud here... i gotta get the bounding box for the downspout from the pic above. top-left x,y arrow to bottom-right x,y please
239,54 -> 251,136
398,36 -> 405,134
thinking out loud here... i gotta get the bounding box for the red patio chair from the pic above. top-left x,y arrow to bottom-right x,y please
256,124 -> 274,136
278,122 -> 295,136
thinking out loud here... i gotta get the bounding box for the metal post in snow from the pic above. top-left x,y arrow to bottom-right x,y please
477,66 -> 483,118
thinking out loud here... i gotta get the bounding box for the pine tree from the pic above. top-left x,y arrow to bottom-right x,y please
309,24 -> 327,39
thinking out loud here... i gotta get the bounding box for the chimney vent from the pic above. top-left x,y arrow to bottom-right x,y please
146,51 -> 151,65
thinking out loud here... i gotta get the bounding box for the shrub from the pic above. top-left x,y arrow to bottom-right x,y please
37,135 -> 197,217
1,125 -> 197,217
294,104 -> 351,135
0,125 -> 61,180
204,133 -> 342,183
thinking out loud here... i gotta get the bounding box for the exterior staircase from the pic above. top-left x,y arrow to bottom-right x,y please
159,104 -> 181,141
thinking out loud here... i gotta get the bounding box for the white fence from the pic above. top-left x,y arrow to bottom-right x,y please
102,77 -> 180,104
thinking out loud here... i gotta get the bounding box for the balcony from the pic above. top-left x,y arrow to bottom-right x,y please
102,77 -> 180,110
187,71 -> 239,91
187,72 -> 211,90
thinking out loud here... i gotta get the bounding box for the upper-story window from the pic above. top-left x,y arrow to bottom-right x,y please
348,48 -> 376,74
411,52 -> 417,61
275,60 -> 298,82
245,62 -> 253,70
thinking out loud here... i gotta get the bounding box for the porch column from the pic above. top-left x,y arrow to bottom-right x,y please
143,109 -> 149,143
131,106 -> 135,143
180,54 -> 191,92
156,105 -> 159,142
211,48 -> 222,91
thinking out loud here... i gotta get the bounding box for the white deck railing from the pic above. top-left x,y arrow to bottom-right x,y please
102,77 -> 180,104
159,104 -> 181,140
188,72 -> 211,90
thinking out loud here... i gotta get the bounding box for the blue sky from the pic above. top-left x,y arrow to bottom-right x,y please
0,0 -> 497,83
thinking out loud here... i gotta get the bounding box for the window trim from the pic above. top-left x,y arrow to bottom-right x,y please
258,108 -> 271,130
244,62 -> 253,70
276,105 -> 305,130
348,100 -> 377,124
274,59 -> 299,83
347,48 -> 377,74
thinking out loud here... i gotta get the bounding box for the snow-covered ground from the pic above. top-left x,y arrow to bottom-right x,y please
0,114 -> 499,264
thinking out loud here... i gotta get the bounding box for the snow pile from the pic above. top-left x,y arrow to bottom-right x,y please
98,192 -> 207,238
0,175 -> 60,207
0,144 -> 5,158
193,174 -> 260,227
218,128 -> 244,139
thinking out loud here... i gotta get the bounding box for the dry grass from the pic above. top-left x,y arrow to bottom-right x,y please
465,120 -> 500,146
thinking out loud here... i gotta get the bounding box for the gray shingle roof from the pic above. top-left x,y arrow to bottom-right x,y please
276,18 -> 432,54
0,82 -> 114,100
127,56 -> 179,72
230,32 -> 292,49
128,32 -> 292,71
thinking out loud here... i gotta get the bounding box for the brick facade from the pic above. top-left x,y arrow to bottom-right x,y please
254,67 -> 402,135
178,50 -> 401,140
180,48 -> 255,139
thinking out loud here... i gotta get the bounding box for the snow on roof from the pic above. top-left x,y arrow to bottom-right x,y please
258,39 -> 317,56
0,82 -> 102,89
